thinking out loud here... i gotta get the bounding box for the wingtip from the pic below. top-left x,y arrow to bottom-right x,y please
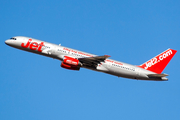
104,55 -> 111,57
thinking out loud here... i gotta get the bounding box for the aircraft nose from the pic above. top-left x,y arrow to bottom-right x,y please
5,40 -> 11,45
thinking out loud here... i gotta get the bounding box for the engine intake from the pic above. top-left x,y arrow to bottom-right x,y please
60,56 -> 81,70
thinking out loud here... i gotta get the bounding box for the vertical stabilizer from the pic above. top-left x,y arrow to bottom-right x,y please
139,49 -> 177,74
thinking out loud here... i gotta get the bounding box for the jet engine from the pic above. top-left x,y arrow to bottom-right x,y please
61,56 -> 81,70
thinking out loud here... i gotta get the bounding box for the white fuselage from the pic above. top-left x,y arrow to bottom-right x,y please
5,36 -> 168,81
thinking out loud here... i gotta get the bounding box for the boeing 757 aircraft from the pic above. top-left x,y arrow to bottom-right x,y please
5,36 -> 177,81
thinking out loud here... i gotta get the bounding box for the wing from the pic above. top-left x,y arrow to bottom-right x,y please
78,55 -> 110,67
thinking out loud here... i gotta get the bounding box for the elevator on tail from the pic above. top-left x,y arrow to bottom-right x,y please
5,36 -> 177,81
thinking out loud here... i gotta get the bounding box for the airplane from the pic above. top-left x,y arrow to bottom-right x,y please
5,36 -> 177,81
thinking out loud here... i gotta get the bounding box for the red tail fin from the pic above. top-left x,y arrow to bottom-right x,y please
139,49 -> 177,74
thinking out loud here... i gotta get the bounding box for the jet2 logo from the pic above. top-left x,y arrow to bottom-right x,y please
21,39 -> 44,52
144,50 -> 173,69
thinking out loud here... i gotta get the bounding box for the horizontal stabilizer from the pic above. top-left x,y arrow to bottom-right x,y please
147,74 -> 168,77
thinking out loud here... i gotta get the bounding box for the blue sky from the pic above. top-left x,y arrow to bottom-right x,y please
1,0 -> 180,120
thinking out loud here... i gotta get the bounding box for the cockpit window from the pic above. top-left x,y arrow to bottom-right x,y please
10,37 -> 16,40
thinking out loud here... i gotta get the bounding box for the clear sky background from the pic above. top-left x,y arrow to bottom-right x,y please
1,0 -> 180,120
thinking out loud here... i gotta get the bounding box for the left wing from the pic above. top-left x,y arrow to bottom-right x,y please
78,55 -> 110,67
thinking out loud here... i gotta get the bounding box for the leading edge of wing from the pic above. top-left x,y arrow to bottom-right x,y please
78,55 -> 111,65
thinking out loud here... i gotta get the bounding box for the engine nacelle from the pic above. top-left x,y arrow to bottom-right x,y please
60,56 -> 81,70
61,62 -> 80,70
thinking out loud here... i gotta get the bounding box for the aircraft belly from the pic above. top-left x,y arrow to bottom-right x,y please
105,66 -> 137,79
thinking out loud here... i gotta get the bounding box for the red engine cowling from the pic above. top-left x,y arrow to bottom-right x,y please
61,56 -> 81,70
